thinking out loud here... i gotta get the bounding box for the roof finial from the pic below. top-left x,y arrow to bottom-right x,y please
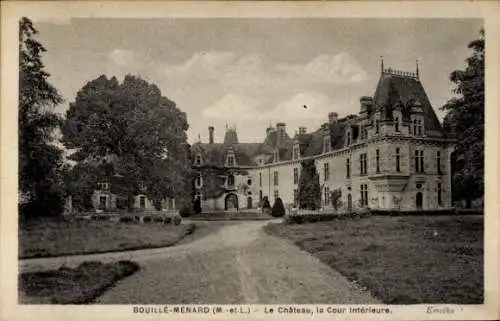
197,133 -> 201,142
416,59 -> 420,79
225,122 -> 228,130
380,56 -> 384,74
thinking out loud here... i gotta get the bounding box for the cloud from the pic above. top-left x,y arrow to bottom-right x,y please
275,53 -> 368,84
164,51 -> 237,78
109,49 -> 137,67
202,93 -> 262,120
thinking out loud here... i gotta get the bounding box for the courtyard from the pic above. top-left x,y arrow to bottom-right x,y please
19,214 -> 483,304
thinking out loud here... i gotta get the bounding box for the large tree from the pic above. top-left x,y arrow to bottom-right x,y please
19,17 -> 65,219
442,29 -> 484,207
61,75 -> 191,210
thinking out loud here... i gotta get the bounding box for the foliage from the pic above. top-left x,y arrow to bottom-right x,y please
298,159 -> 321,210
19,17 -> 65,220
271,197 -> 286,217
61,75 -> 191,210
442,29 -> 484,206
330,188 -> 342,211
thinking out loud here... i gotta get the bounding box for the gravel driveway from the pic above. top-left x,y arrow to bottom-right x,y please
20,220 -> 379,304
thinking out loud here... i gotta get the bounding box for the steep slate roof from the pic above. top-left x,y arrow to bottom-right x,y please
191,69 -> 446,166
373,73 -> 444,135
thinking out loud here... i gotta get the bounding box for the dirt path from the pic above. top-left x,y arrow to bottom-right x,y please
20,220 -> 380,304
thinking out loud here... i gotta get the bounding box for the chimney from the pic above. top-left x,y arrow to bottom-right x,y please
328,112 -> 338,123
208,126 -> 214,144
360,96 -> 373,114
299,127 -> 307,135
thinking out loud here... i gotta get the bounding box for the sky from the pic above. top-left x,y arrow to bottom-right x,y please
35,18 -> 483,144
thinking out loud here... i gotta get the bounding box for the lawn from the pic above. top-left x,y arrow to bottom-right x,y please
19,218 -> 196,259
264,215 -> 483,304
19,261 -> 139,304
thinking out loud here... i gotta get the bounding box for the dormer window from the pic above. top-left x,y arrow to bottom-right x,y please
395,117 -> 400,132
97,182 -> 109,190
375,119 -> 380,134
346,130 -> 352,146
226,149 -> 236,167
323,136 -> 331,153
194,154 -> 202,166
292,142 -> 300,160
273,150 -> 279,162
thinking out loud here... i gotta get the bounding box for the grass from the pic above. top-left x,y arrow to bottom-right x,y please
19,260 -> 140,304
264,214 -> 483,304
19,218 -> 196,259
188,212 -> 273,221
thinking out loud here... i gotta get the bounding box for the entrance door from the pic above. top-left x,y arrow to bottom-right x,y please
347,194 -> 352,213
416,192 -> 423,209
247,196 -> 253,209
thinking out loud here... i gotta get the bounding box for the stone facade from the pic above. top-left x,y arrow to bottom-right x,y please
191,64 -> 456,213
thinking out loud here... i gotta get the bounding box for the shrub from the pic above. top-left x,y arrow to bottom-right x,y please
178,204 -> 194,217
330,188 -> 342,211
262,196 -> 271,209
173,215 -> 182,225
271,197 -> 286,217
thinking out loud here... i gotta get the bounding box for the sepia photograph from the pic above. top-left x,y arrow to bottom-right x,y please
1,1 -> 499,321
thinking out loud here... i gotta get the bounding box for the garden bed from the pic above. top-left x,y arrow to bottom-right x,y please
19,218 -> 195,259
19,261 -> 140,304
264,215 -> 483,304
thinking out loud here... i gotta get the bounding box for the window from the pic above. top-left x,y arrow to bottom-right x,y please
324,163 -> 330,181
259,190 -> 263,201
414,150 -> 425,173
139,196 -> 146,209
395,117 -> 400,132
99,196 -> 107,208
376,149 -> 380,173
376,120 -> 380,134
195,154 -> 202,166
259,173 -> 262,187
436,151 -> 442,174
360,184 -> 368,207
247,178 -> 252,186
359,125 -> 364,139
413,120 -> 418,135
417,120 -> 423,135
364,126 -> 368,139
274,190 -> 279,200
227,175 -> 235,186
273,171 -> 279,186
360,153 -> 368,176
323,136 -> 331,153
396,148 -> 401,172
293,168 -> 299,184
346,131 -> 351,146
346,158 -> 351,178
293,143 -> 300,160
293,189 -> 298,207
97,182 -> 109,190
437,183 -> 443,206
324,186 -> 330,205
273,150 -> 279,162
195,174 -> 203,188
227,150 -> 235,167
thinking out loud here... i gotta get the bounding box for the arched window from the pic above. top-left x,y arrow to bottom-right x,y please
293,142 -> 300,160
227,174 -> 235,186
195,174 -> 203,188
